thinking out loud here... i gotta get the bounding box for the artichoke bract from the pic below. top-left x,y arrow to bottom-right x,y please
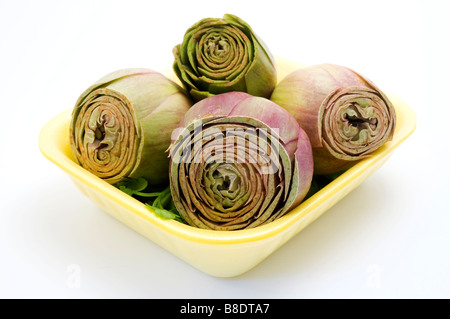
173,14 -> 277,101
169,92 -> 313,230
271,64 -> 396,175
70,69 -> 192,186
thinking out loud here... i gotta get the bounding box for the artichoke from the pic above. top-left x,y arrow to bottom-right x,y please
70,68 -> 192,185
271,64 -> 396,175
169,92 -> 313,230
173,14 -> 277,101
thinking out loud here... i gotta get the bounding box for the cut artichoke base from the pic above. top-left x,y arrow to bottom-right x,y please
169,119 -> 301,231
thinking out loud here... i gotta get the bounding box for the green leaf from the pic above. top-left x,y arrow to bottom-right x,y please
133,191 -> 161,197
158,188 -> 172,208
145,203 -> 185,223
116,178 -> 161,197
304,170 -> 347,200
116,179 -> 186,224
147,204 -> 179,220
119,185 -> 134,196
124,177 -> 148,192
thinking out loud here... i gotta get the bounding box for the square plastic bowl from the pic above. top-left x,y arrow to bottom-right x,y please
39,57 -> 416,277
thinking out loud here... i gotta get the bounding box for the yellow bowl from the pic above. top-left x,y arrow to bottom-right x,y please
39,57 -> 416,277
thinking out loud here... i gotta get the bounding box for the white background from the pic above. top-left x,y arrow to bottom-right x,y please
1,0 -> 449,299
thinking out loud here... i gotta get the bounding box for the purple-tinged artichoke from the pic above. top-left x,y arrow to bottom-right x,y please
271,64 -> 396,175
168,92 -> 313,230
70,69 -> 192,186
173,14 -> 277,102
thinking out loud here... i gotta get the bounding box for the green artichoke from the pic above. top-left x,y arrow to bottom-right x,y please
70,69 -> 192,185
173,14 -> 277,101
271,64 -> 396,175
169,92 -> 313,231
